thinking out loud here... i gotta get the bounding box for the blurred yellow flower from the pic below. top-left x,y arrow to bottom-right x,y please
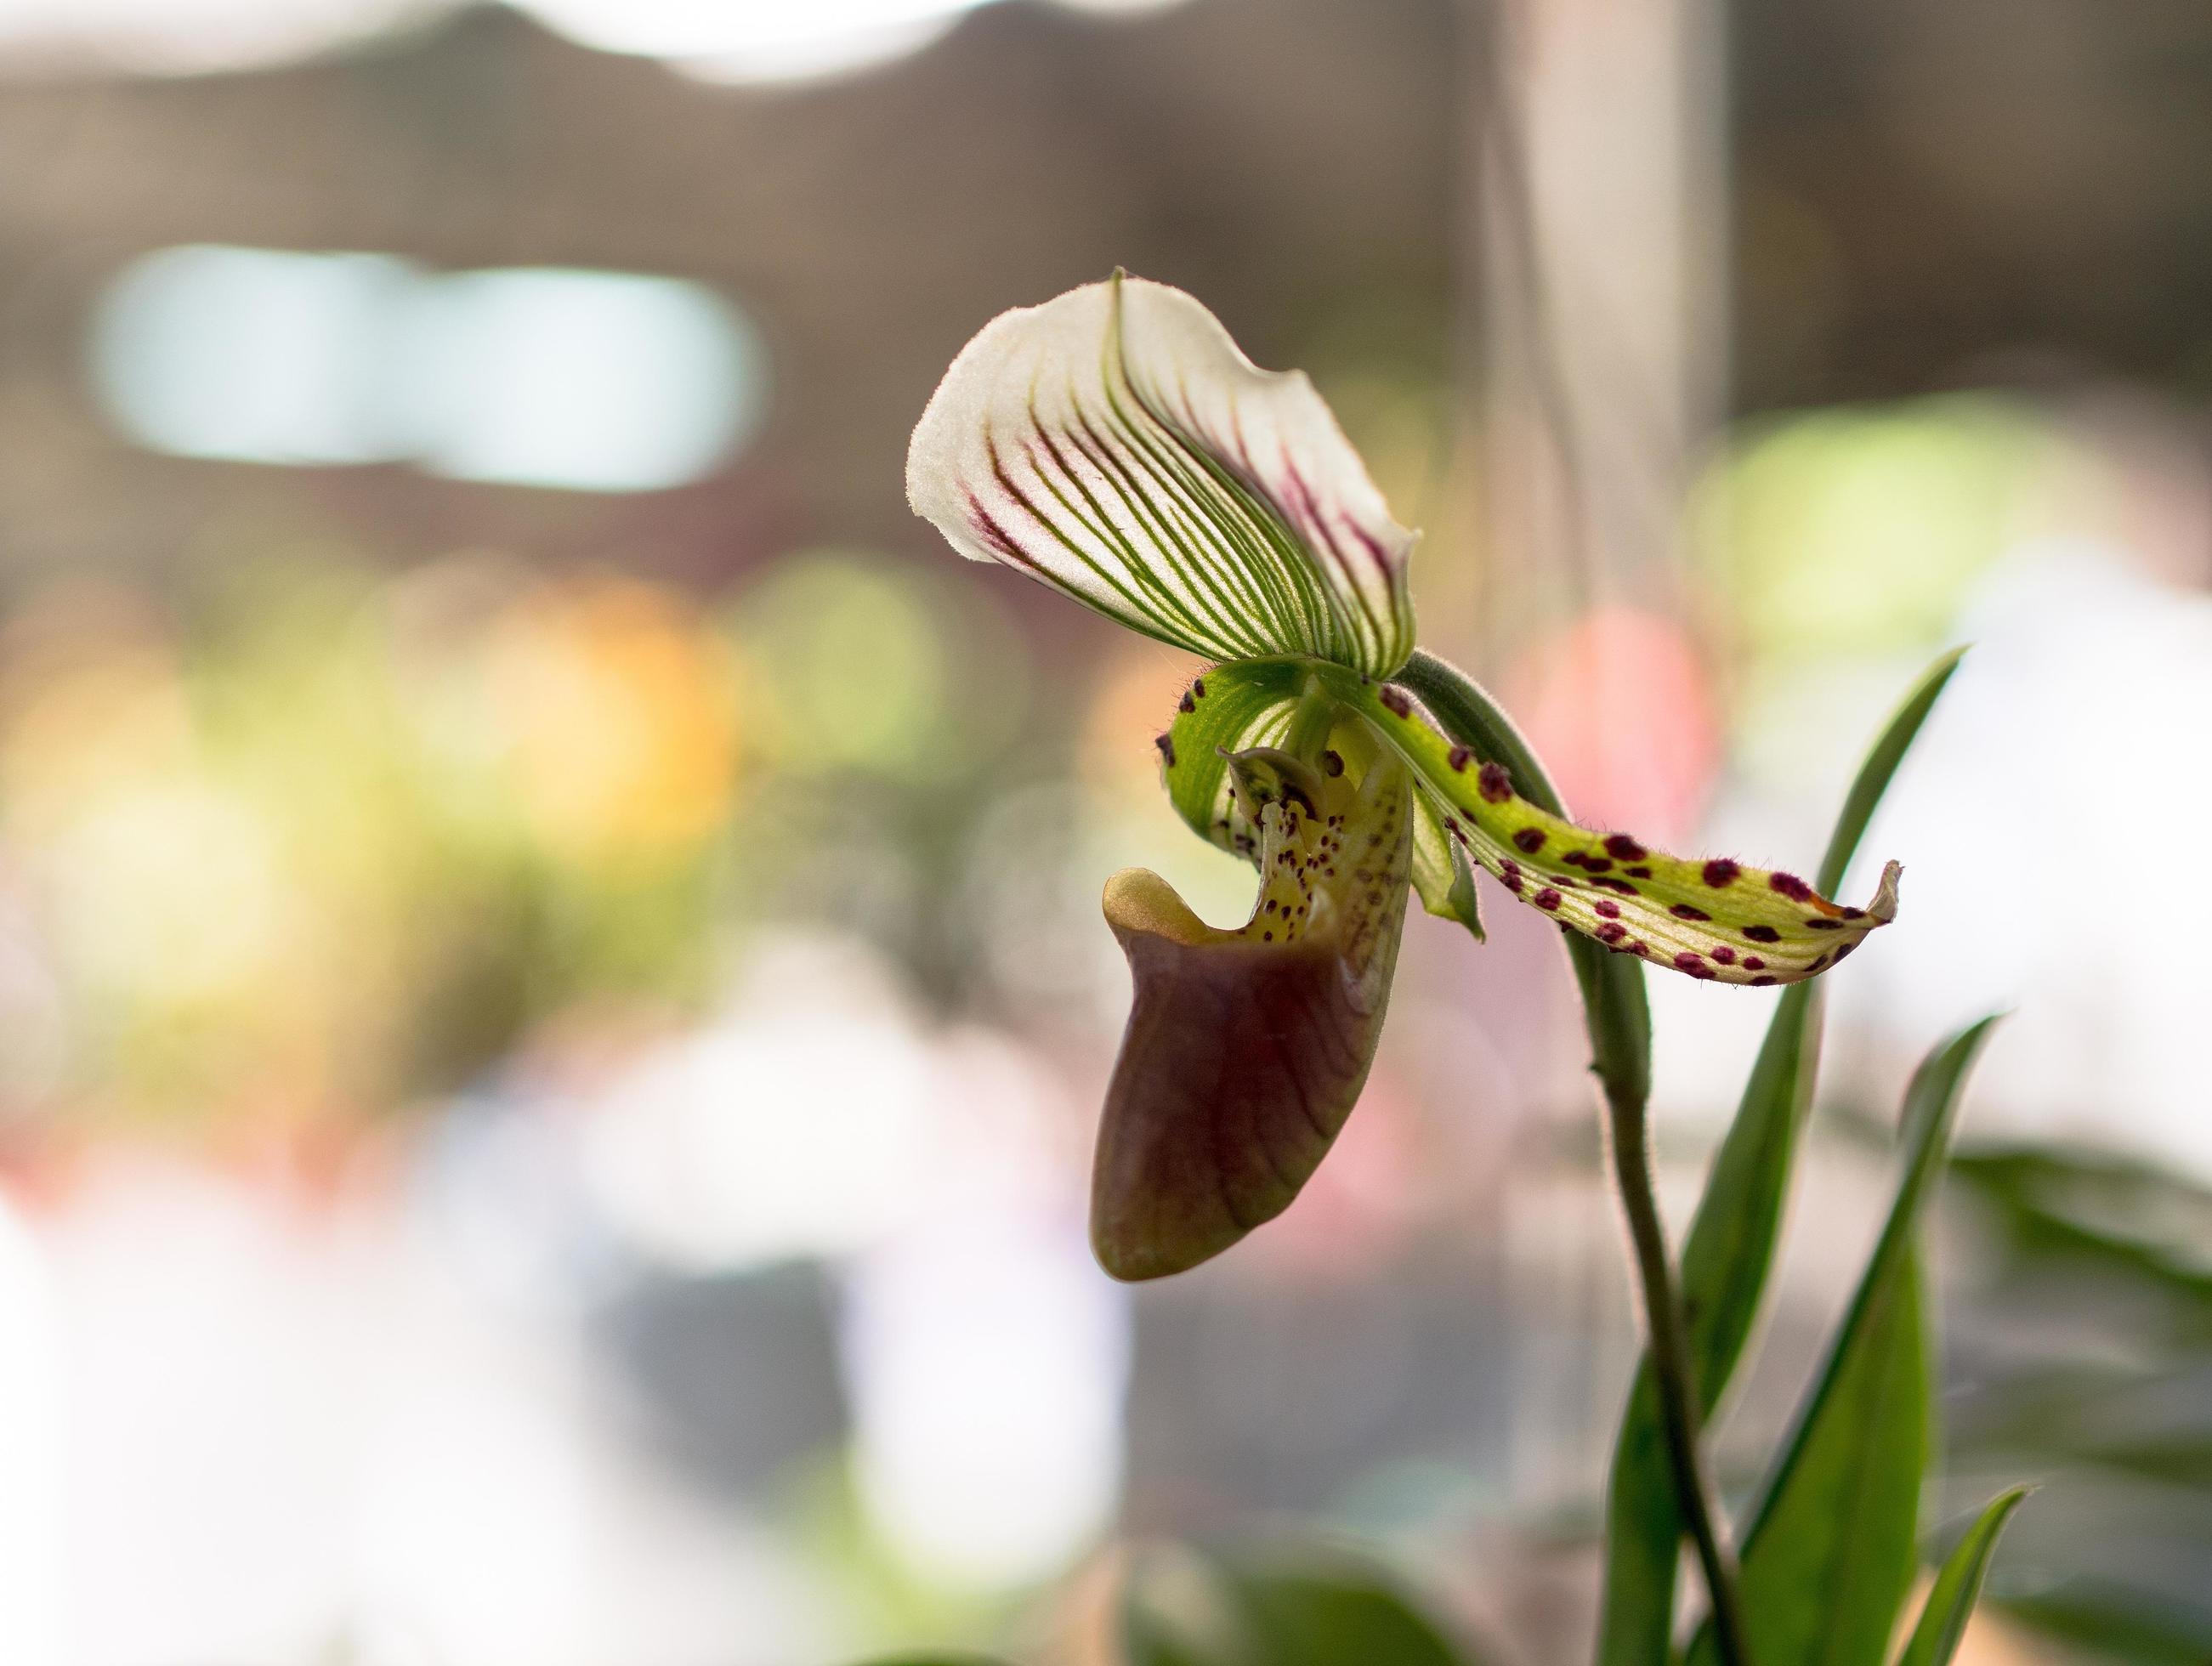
483,575 -> 743,865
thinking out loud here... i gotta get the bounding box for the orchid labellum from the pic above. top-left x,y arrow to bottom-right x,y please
907,274 -> 1899,1281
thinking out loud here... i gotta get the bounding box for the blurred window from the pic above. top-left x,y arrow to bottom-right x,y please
89,245 -> 417,468
89,247 -> 766,492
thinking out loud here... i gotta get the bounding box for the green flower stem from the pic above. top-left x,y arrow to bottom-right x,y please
1581,945 -> 1752,1666
1397,651 -> 1751,1666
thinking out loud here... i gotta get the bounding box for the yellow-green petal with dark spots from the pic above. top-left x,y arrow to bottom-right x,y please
1332,669 -> 1899,987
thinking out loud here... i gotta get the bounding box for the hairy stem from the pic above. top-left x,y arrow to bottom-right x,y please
1603,1070 -> 1753,1666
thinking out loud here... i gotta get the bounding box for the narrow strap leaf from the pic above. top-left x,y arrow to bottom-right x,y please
1894,1488 -> 2031,1666
1685,1017 -> 2003,1666
1814,645 -> 1965,897
1594,647 -> 1967,1666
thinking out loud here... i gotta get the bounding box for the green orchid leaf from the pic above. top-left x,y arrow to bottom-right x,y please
1811,645 -> 1965,898
1154,657 -> 1483,942
1895,1488 -> 2031,1666
1596,647 -> 1965,1666
1121,1545 -> 1472,1666
1337,658 -> 1901,986
908,274 -> 1418,676
1686,1017 -> 2002,1666
1093,746 -> 1414,1280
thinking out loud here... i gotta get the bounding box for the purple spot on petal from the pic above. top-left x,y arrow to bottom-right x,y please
1770,871 -> 1813,902
1594,899 -> 1620,919
1534,887 -> 1563,910
1155,734 -> 1176,768
1712,945 -> 1737,965
1513,828 -> 1547,854
1751,975 -> 1778,987
1605,835 -> 1647,860
1597,921 -> 1626,943
1743,955 -> 1766,972
1626,865 -> 1653,879
1805,918 -> 1844,931
1447,745 -> 1472,772
1702,859 -> 1741,888
1478,762 -> 1512,803
1674,951 -> 1713,978
1670,903 -> 1711,921
1743,925 -> 1781,944
1379,686 -> 1412,717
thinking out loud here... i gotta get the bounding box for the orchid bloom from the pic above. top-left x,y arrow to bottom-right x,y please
907,274 -> 1899,1280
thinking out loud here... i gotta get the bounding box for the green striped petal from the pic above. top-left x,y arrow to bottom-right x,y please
1154,656 -> 1483,941
1338,671 -> 1900,986
906,275 -> 1417,676
1092,747 -> 1413,1280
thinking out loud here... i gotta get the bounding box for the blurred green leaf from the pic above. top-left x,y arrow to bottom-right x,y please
1809,645 -> 1965,899
1687,1017 -> 2000,1666
1895,1488 -> 2029,1666
1120,1545 -> 1472,1666
1596,648 -> 1964,1665
1948,1145 -> 2212,1332
2000,1580 -> 2212,1662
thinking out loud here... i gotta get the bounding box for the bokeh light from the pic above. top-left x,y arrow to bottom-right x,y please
92,252 -> 765,493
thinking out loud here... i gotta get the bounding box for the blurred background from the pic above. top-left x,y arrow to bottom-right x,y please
0,0 -> 2207,1660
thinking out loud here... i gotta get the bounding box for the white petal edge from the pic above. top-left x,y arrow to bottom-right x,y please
905,274 -> 1417,675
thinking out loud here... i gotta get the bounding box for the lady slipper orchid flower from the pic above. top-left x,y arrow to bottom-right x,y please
907,274 -> 1900,1280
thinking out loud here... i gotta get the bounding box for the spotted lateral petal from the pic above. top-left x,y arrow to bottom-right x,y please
906,275 -> 1417,675
1153,656 -> 1480,940
1343,677 -> 1899,986
1093,751 -> 1413,1280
